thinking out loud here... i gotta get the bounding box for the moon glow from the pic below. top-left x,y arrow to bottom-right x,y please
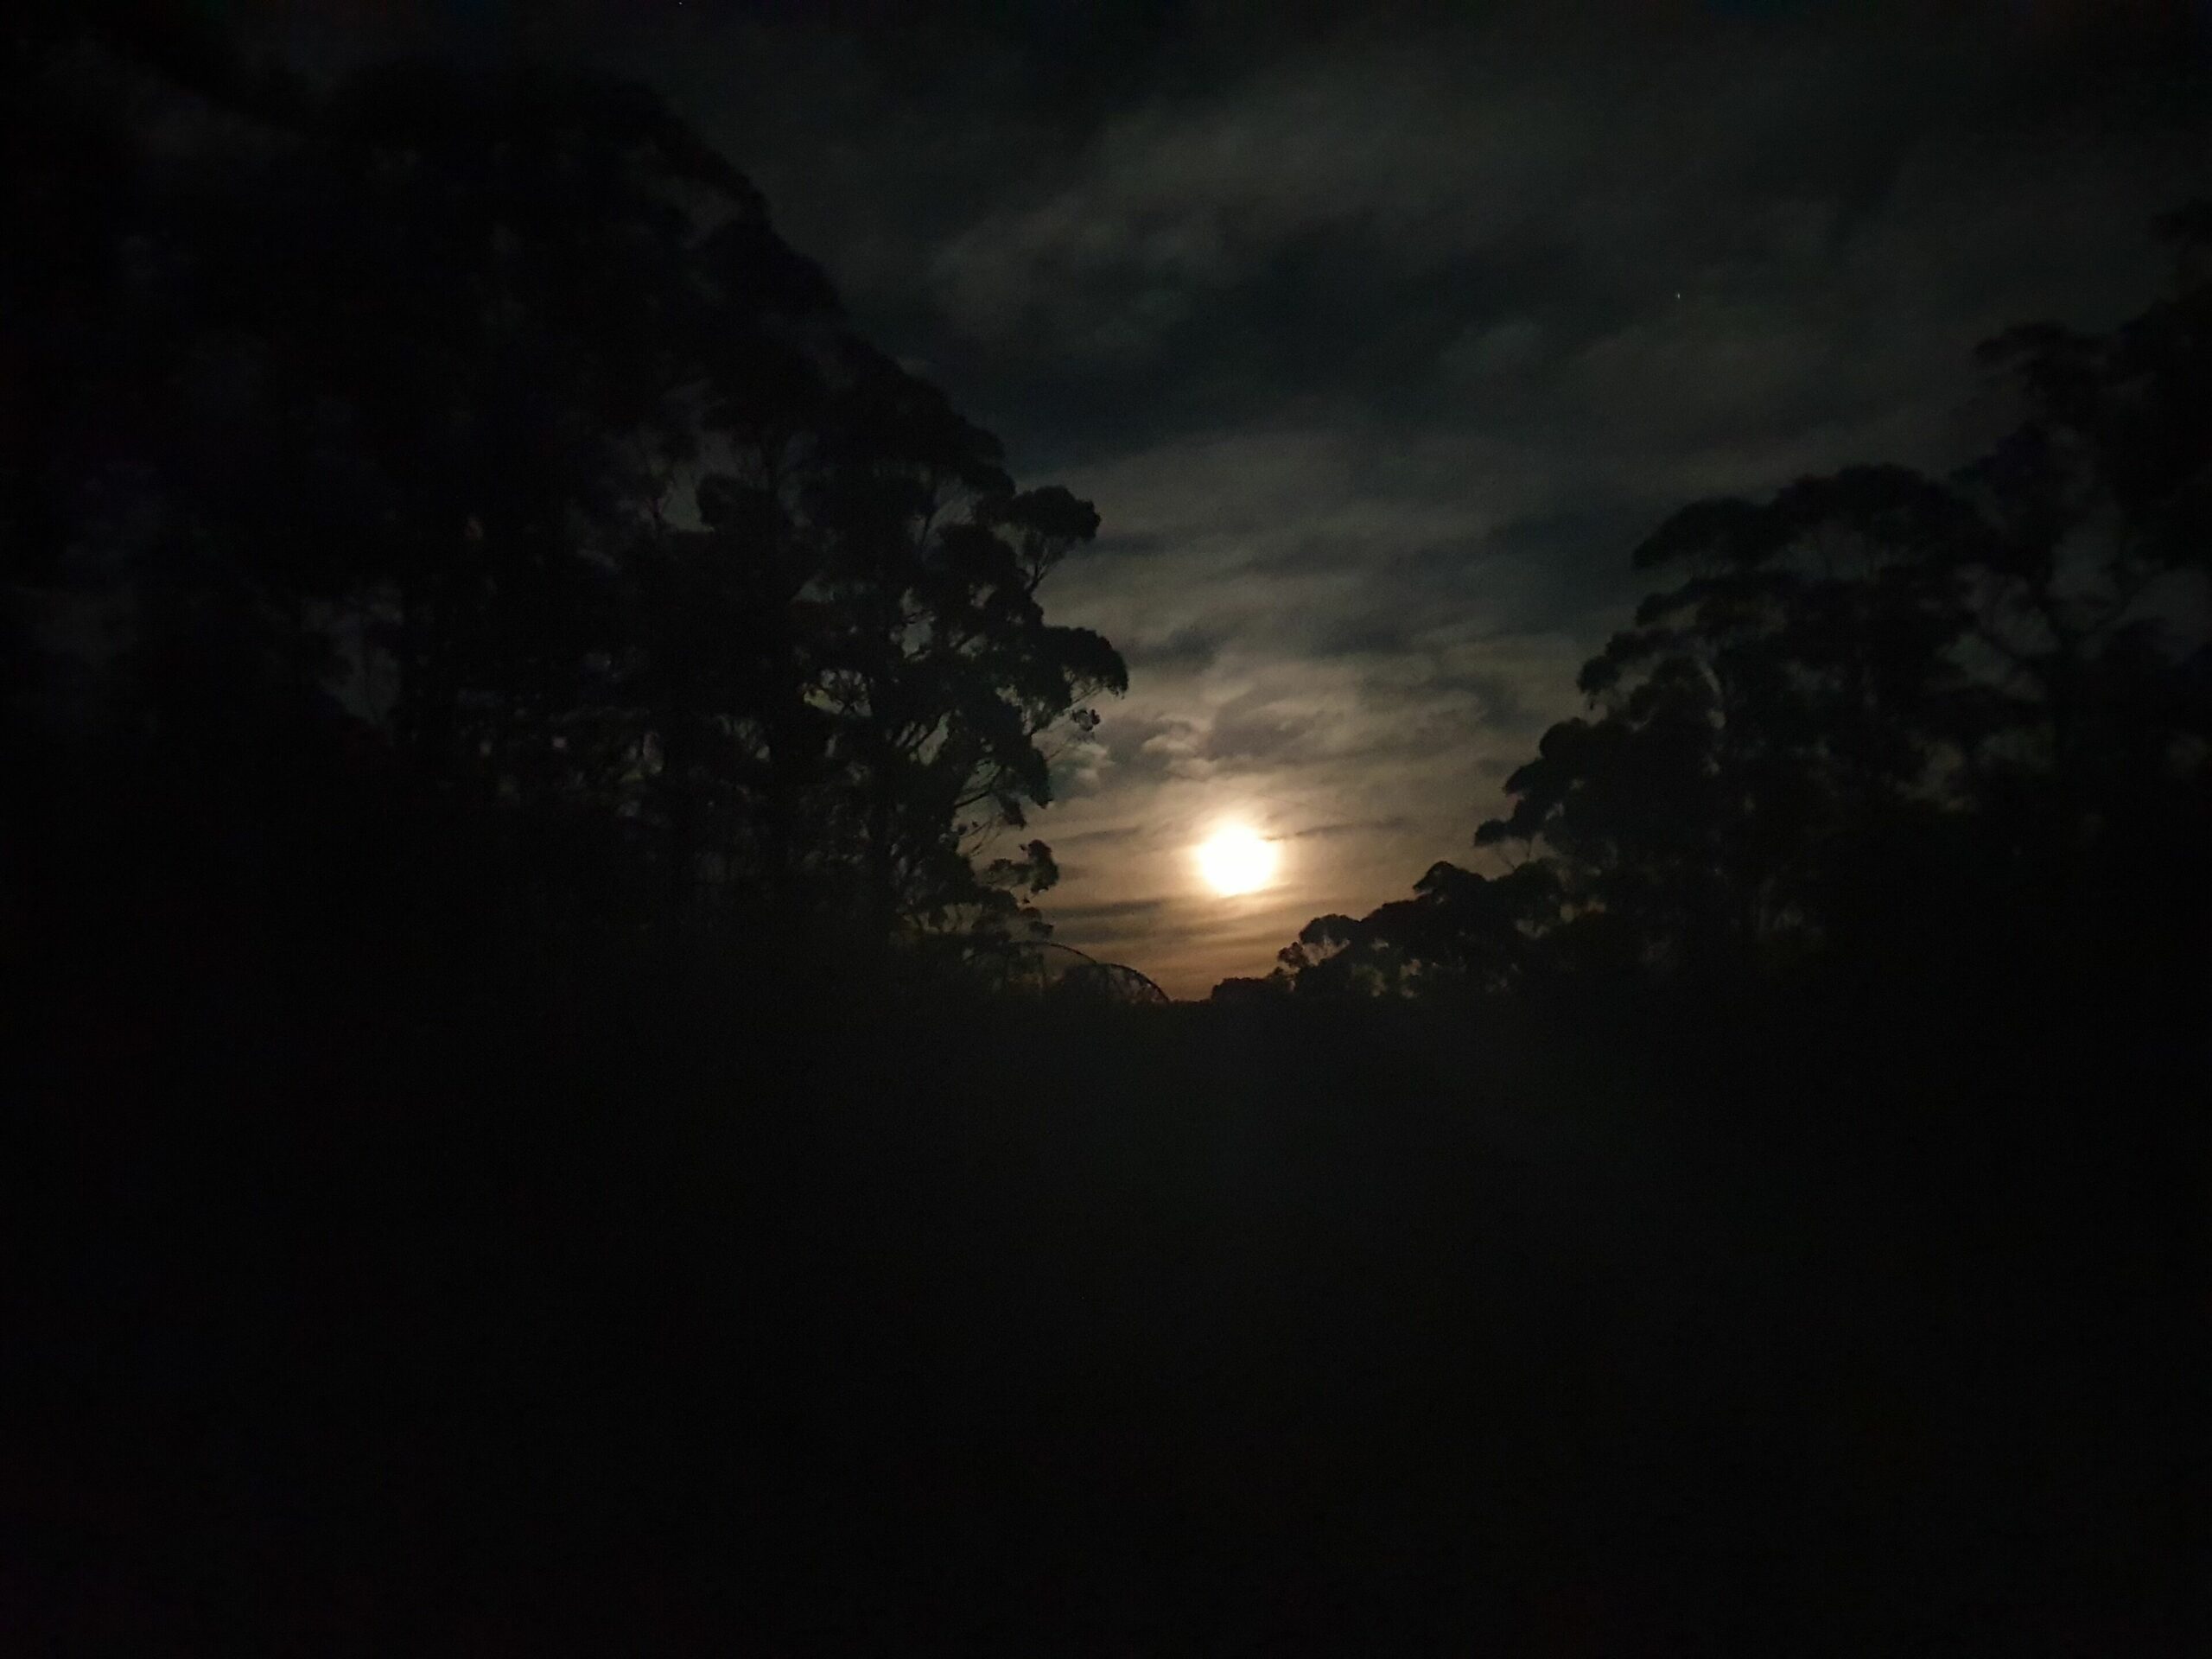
1197,826 -> 1279,896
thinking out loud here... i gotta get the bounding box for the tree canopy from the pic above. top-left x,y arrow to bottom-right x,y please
4,16 -> 1126,994
1249,207 -> 2211,1022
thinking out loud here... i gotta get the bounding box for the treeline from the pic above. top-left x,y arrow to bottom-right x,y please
4,9 -> 1124,1027
1236,208 -> 2211,1034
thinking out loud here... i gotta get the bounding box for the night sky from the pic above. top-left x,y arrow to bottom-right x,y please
289,0 -> 2210,995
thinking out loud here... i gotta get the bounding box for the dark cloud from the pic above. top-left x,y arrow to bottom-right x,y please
1303,607 -> 1418,659
1051,823 -> 1146,848
1049,896 -> 1172,925
1084,530 -> 1172,562
1286,817 -> 1414,842
743,4 -> 2205,462
1201,690 -> 1317,766
1091,709 -> 1206,785
1121,622 -> 1232,674
1047,894 -> 1179,950
1410,671 -> 1531,734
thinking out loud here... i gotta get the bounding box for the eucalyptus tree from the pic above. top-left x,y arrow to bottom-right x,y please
1261,206 -> 2209,1006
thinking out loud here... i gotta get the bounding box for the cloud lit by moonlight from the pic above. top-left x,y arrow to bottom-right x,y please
1196,825 -> 1279,896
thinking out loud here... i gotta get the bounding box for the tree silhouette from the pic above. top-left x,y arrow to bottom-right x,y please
4,22 -> 1126,991
1255,206 -> 2211,1017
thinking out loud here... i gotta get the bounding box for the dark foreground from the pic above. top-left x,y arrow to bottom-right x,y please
15,955 -> 2206,1656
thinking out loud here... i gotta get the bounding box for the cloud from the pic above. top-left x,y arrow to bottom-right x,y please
1051,823 -> 1146,848
1285,817 -> 1414,842
1201,689 -> 1320,767
1049,896 -> 1172,925
619,0 -> 2212,994
1121,621 -> 1232,674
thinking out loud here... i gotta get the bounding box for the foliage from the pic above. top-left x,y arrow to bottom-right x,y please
3,16 -> 1125,982
1255,210 -> 2211,1015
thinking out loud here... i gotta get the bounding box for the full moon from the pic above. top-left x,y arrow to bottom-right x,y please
1197,825 -> 1279,896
